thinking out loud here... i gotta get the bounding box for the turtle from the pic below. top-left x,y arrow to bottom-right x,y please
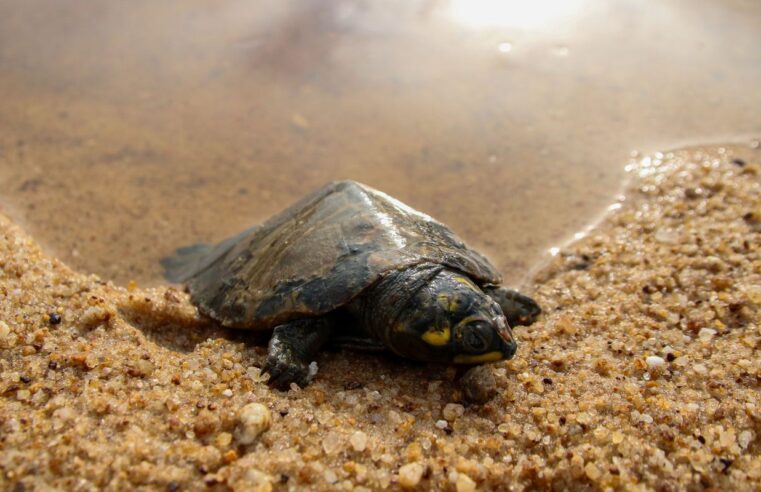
162,180 -> 540,389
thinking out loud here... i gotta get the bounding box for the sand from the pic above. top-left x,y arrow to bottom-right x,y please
0,143 -> 759,491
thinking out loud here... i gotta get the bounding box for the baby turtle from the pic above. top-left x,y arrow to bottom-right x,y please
163,181 -> 540,389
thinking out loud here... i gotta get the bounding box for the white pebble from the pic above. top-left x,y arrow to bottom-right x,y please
646,355 -> 666,369
222,389 -> 233,397
236,403 -> 271,445
435,419 -> 449,430
322,431 -> 342,455
738,430 -> 753,449
693,364 -> 708,375
350,430 -> 368,452
698,328 -> 717,341
307,361 -> 319,382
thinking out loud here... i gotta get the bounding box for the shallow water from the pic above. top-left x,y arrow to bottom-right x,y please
0,0 -> 759,286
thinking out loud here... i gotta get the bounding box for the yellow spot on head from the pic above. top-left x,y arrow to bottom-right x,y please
453,351 -> 503,364
422,326 -> 451,346
437,293 -> 460,312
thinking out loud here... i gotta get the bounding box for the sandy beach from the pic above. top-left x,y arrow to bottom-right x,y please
0,143 -> 759,491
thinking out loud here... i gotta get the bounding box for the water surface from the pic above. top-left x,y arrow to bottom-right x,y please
0,0 -> 759,285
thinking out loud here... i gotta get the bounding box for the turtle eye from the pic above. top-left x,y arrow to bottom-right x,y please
463,321 -> 491,353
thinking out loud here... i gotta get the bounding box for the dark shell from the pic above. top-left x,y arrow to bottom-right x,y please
167,181 -> 501,329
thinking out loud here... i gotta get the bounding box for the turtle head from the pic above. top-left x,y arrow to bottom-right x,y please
387,269 -> 517,364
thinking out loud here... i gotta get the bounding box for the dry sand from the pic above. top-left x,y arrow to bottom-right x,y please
0,143 -> 759,491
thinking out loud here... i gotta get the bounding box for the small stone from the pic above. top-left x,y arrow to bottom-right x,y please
738,430 -> 752,449
350,430 -> 367,452
398,462 -> 424,489
222,389 -> 233,398
215,432 -> 233,448
435,419 -> 449,430
693,364 -> 708,375
236,403 -> 271,445
307,361 -> 319,383
322,432 -> 341,455
0,321 -> 10,338
584,462 -> 602,481
698,328 -> 717,341
611,431 -> 624,444
646,355 -> 666,369
48,313 -> 62,325
459,365 -> 497,403
442,403 -> 465,422
456,473 -> 476,492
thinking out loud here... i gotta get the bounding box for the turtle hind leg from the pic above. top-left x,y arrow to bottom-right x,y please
484,287 -> 541,327
161,243 -> 213,283
264,317 -> 333,389
161,225 -> 261,283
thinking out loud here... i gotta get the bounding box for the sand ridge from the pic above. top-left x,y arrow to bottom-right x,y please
0,144 -> 759,490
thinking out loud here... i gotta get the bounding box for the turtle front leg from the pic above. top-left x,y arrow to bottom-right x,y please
264,318 -> 333,389
484,287 -> 541,327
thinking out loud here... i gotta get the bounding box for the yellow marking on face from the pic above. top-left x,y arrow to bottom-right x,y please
422,326 -> 451,346
453,351 -> 503,364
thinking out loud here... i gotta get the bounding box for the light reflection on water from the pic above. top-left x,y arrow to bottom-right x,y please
0,0 -> 758,286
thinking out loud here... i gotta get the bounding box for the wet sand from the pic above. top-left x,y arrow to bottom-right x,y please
1,143 -> 758,490
1,0 -> 760,286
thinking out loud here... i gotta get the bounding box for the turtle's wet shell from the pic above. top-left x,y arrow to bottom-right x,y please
169,181 -> 501,329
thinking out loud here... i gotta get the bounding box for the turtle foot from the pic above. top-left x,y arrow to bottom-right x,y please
485,287 -> 541,327
263,354 -> 311,390
263,319 -> 332,390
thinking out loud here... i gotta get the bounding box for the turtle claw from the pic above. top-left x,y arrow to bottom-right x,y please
264,354 -> 310,390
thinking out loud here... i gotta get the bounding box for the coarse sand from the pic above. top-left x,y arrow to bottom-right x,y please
0,144 -> 759,491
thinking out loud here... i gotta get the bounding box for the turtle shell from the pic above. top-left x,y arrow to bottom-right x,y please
170,181 -> 501,329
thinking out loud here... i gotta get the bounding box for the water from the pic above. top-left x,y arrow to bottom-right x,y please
0,0 -> 759,286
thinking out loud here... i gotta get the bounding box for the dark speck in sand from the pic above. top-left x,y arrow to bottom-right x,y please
731,158 -> 746,167
48,313 -> 61,325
